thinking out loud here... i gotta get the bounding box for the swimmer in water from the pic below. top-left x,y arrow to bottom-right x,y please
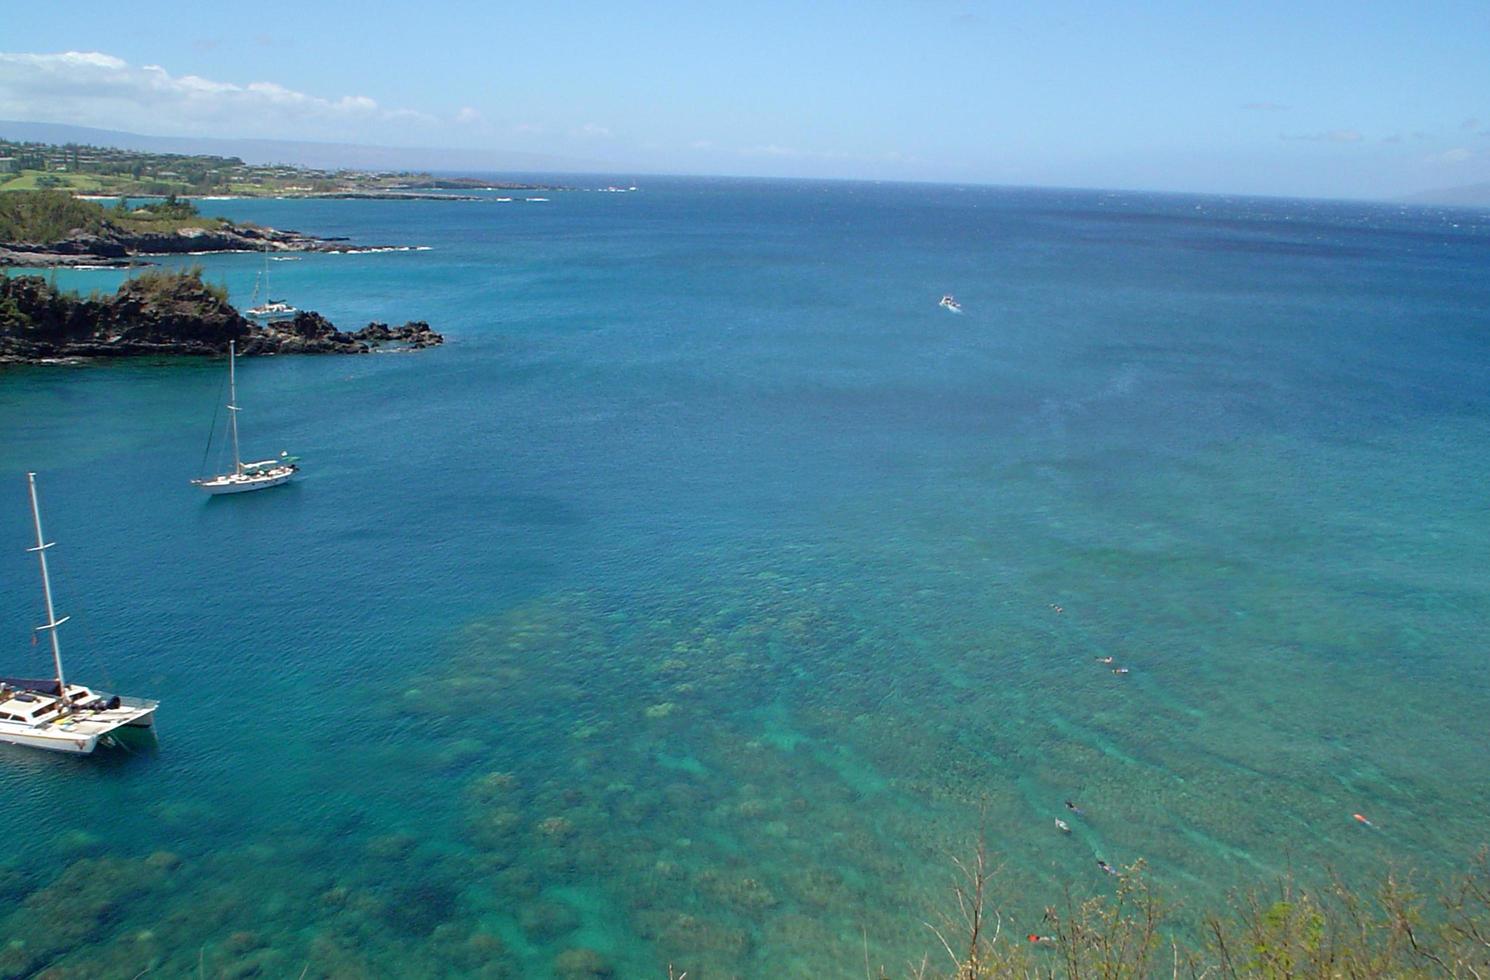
1097,860 -> 1119,876
1027,934 -> 1056,945
1055,818 -> 1071,833
1354,813 -> 1375,828
1112,667 -> 1130,675
1065,800 -> 1084,815
1095,656 -> 1114,665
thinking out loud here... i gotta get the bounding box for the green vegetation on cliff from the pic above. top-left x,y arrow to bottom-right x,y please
0,266 -> 239,355
0,266 -> 440,361
0,190 -> 227,245
0,189 -> 107,242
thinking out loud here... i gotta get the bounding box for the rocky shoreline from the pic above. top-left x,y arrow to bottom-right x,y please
0,271 -> 442,363
0,222 -> 393,269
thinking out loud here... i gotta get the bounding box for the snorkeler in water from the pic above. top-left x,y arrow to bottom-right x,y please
1354,813 -> 1376,828
1095,656 -> 1114,664
1027,933 -> 1056,945
1097,860 -> 1119,876
1055,818 -> 1071,833
1065,800 -> 1084,815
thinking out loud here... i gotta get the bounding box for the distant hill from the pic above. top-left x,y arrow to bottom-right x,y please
1400,181 -> 1490,208
0,120 -> 599,176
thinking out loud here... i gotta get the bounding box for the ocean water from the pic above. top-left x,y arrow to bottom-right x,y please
1,179 -> 1488,978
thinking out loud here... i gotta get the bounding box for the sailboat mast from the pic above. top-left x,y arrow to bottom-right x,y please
228,340 -> 242,475
25,473 -> 70,699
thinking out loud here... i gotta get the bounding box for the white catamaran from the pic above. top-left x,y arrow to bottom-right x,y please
0,474 -> 159,755
191,341 -> 299,495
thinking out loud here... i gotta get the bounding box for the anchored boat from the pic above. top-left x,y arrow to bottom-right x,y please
191,341 -> 299,495
246,243 -> 298,321
0,474 -> 159,755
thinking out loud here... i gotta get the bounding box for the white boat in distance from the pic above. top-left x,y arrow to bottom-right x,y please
192,341 -> 300,495
0,474 -> 158,755
246,299 -> 296,320
939,294 -> 964,314
246,244 -> 298,320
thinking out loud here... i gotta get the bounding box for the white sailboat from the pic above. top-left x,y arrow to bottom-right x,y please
246,243 -> 297,320
0,474 -> 159,755
191,341 -> 299,495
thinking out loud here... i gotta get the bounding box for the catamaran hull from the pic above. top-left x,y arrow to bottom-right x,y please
9,474 -> 163,758
193,470 -> 295,494
0,706 -> 156,755
0,728 -> 100,754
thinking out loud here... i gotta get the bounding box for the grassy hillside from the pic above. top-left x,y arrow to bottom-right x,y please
0,190 -> 227,243
0,169 -> 195,196
0,189 -> 107,241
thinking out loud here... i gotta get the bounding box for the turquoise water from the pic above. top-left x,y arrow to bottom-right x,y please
1,180 -> 1489,977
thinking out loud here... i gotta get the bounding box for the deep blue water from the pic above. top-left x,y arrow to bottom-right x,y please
1,179 -> 1489,977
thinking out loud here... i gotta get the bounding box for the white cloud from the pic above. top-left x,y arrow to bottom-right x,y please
454,106 -> 482,124
1280,129 -> 1363,143
384,107 -> 437,124
0,50 -> 430,141
741,143 -> 849,161
1427,147 -> 1472,164
744,144 -> 804,157
175,74 -> 238,95
59,51 -> 127,70
1242,101 -> 1289,111
574,123 -> 612,138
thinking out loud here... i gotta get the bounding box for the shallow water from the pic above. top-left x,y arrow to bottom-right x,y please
1,180 -> 1488,977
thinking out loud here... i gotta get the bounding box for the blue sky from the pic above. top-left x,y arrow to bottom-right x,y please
2,0 -> 1487,198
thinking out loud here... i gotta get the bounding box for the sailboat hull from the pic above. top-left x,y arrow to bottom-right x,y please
192,467 -> 296,495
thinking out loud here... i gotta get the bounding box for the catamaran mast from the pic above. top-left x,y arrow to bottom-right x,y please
227,341 -> 242,475
25,473 -> 70,700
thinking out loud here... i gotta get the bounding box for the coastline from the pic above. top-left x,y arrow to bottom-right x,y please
0,224 -> 403,268
0,188 -> 424,268
0,269 -> 442,363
